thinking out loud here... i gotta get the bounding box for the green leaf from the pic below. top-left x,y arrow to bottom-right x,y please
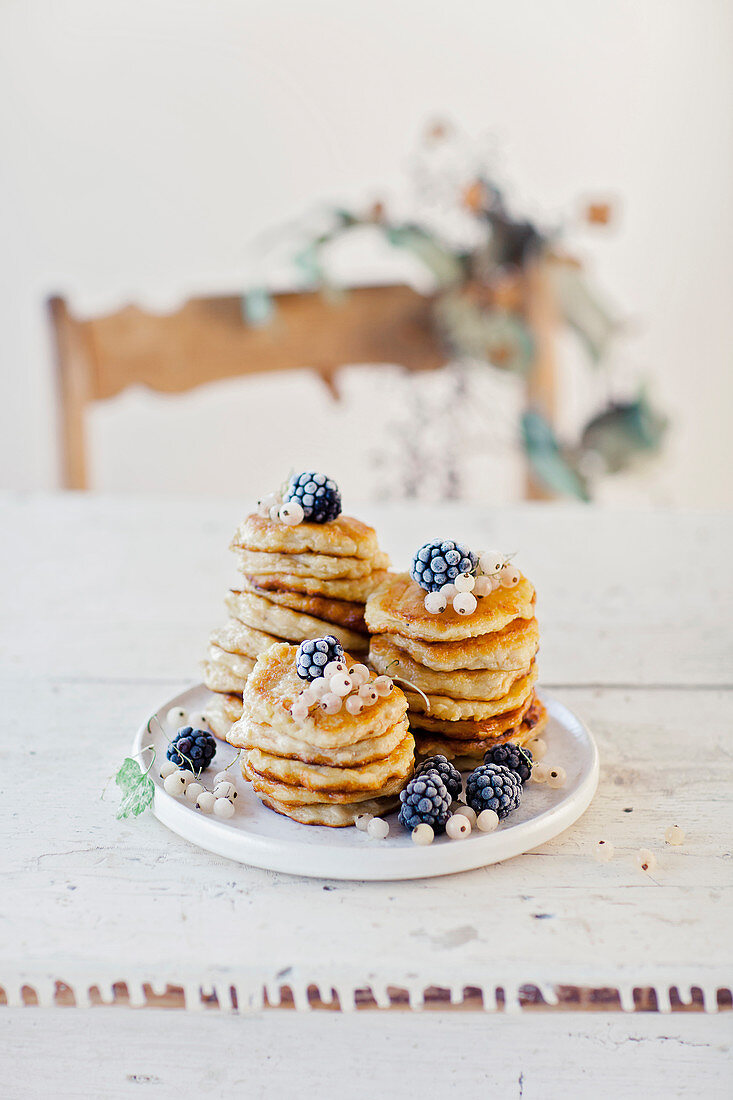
384,225 -> 464,287
114,757 -> 155,820
116,775 -> 154,820
293,243 -> 324,284
549,263 -> 616,363
580,392 -> 668,473
241,287 -> 275,327
521,410 -> 590,501
115,757 -> 144,792
435,291 -> 534,372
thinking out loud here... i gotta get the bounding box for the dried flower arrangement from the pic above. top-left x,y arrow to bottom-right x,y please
242,122 -> 667,500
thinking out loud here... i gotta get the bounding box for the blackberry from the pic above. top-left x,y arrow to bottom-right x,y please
167,727 -> 217,775
414,755 -> 463,801
296,636 -> 344,680
410,539 -> 478,592
398,772 -> 452,832
284,471 -> 341,524
465,763 -> 522,819
483,742 -> 533,784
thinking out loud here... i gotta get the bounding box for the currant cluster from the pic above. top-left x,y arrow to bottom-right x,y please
411,542 -> 522,618
290,649 -> 393,721
159,708 -> 239,819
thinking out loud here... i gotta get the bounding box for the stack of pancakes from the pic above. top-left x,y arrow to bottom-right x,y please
227,642 -> 414,826
366,572 -> 547,765
203,513 -> 389,740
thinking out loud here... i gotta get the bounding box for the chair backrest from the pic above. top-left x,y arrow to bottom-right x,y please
49,284 -> 447,489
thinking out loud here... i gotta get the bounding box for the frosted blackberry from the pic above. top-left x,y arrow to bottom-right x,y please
410,539 -> 478,592
398,772 -> 452,832
484,742 -> 533,784
284,471 -> 341,524
414,755 -> 463,801
296,636 -> 344,680
167,728 -> 217,775
465,763 -> 522,819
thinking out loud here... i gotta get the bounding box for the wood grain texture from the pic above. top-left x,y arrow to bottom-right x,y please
1,493 -> 731,1020
523,256 -> 560,501
3,1009 -> 732,1098
48,298 -> 95,489
2,675 -> 731,1006
76,286 -> 444,399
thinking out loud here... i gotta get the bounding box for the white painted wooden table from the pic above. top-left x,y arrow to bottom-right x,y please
2,494 -> 731,1097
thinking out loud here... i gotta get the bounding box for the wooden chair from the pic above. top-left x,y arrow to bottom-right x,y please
50,263 -> 559,495
49,285 -> 446,490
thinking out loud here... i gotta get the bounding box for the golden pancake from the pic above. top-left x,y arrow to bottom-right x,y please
370,634 -> 528,701
202,647 -> 255,693
251,571 -> 389,601
235,549 -> 389,580
246,731 -> 414,793
256,791 -> 401,828
213,615 -> 280,660
244,762 -> 409,805
227,591 -> 367,653
227,642 -> 408,750
404,666 -> 537,720
413,697 -> 548,762
412,729 -> 532,765
405,693 -> 533,739
204,692 -> 243,740
239,579 -> 367,633
242,715 -> 409,767
231,513 -> 380,559
391,616 -> 540,673
365,572 -> 535,642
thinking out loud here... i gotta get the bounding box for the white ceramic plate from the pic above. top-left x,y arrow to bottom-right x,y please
133,685 -> 598,881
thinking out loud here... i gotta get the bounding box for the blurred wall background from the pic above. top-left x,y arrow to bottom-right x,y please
1,0 -> 731,505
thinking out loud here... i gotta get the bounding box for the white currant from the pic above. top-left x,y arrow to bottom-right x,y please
412,823 -> 434,845
195,791 -> 217,814
446,814 -> 471,839
367,817 -> 389,840
476,808 -> 499,833
213,797 -> 236,819
163,771 -> 188,796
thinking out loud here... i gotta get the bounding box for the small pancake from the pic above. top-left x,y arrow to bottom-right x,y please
202,647 -> 255,693
251,571 -> 390,602
239,578 -> 367,633
412,727 -> 533,765
391,616 -> 540,673
227,642 -> 408,750
204,692 -> 243,740
231,513 -> 380,559
244,762 -> 410,805
365,572 -> 535,642
256,791 -> 401,828
404,666 -> 537,721
370,634 -> 529,702
413,697 -> 548,763
241,715 -> 409,767
235,549 -> 389,580
213,615 -> 280,660
227,591 -> 367,653
246,731 -> 414,793
405,694 -> 533,739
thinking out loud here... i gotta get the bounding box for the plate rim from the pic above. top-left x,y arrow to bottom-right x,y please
132,685 -> 599,881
